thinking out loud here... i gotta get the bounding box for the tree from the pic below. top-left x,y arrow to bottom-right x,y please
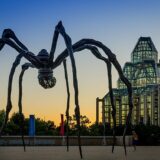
45,120 -> 57,135
89,122 -> 112,136
5,112 -> 27,135
0,109 -> 5,127
35,118 -> 57,135
0,110 -> 6,135
0,111 -> 57,136
135,124 -> 160,145
89,123 -> 104,136
64,114 -> 91,136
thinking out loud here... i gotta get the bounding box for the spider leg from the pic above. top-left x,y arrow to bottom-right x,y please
73,45 -> 117,153
0,38 -> 42,67
106,61 -> 116,153
1,29 -> 28,51
0,39 -> 41,135
54,41 -> 132,155
18,63 -> 34,151
49,21 -> 62,62
54,43 -> 118,153
63,59 -> 70,152
0,54 -> 23,135
56,22 -> 83,159
76,42 -> 133,155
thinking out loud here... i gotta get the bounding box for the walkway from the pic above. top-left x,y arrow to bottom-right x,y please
0,146 -> 159,160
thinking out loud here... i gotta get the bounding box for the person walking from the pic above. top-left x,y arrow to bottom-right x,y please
132,130 -> 138,151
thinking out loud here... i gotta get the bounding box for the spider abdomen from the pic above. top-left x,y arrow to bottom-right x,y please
37,49 -> 56,88
38,68 -> 56,89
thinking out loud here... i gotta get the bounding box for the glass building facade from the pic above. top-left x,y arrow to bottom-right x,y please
97,37 -> 160,126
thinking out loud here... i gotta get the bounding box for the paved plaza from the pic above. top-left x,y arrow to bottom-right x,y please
0,146 -> 160,160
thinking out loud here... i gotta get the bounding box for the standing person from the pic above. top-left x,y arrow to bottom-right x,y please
132,130 -> 138,151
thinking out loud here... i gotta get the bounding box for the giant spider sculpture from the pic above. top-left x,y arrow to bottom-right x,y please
0,21 -> 133,158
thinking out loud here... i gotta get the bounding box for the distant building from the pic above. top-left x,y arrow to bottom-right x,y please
96,37 -> 160,126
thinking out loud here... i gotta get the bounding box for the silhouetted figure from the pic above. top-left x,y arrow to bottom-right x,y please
132,130 -> 138,151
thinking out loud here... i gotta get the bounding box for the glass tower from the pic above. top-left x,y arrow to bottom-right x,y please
97,37 -> 160,126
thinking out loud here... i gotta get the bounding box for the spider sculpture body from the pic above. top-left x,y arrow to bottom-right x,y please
0,21 -> 133,158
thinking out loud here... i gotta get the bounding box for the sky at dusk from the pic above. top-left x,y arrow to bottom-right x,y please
0,0 -> 160,125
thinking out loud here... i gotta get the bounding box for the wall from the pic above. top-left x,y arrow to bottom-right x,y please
0,136 -> 132,146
